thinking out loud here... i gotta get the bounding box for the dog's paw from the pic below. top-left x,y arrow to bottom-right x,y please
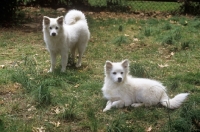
61,68 -> 66,72
103,108 -> 110,112
48,69 -> 53,73
103,101 -> 112,112
76,63 -> 81,68
131,103 -> 143,108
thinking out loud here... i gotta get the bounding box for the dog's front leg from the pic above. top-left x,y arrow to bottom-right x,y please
49,52 -> 56,72
112,100 -> 124,108
61,52 -> 68,72
131,103 -> 143,107
103,100 -> 112,112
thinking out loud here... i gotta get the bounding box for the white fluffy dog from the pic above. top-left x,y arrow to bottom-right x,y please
102,59 -> 189,112
43,9 -> 90,72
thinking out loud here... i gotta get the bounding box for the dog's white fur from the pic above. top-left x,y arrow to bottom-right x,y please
102,59 -> 189,112
43,9 -> 90,72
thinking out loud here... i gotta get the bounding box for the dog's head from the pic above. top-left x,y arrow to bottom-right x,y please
104,59 -> 129,83
43,16 -> 64,36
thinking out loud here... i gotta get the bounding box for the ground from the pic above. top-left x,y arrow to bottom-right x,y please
0,6 -> 200,132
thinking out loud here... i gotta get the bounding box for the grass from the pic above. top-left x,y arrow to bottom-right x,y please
0,6 -> 200,132
128,1 -> 181,12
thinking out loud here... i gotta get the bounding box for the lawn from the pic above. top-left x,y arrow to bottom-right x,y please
128,1 -> 181,12
0,6 -> 200,132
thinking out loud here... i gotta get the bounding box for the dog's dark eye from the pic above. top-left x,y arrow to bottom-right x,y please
113,72 -> 116,75
49,27 -> 52,29
56,27 -> 58,29
121,72 -> 123,74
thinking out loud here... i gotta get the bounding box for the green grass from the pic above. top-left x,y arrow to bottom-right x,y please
128,1 -> 181,12
0,6 -> 200,132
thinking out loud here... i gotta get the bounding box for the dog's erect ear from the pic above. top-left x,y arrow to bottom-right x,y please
105,61 -> 113,71
43,16 -> 50,25
57,16 -> 64,25
122,59 -> 129,68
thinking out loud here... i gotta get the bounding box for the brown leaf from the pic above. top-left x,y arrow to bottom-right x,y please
0,65 -> 5,69
27,106 -> 36,111
50,121 -> 61,127
14,83 -> 22,89
158,64 -> 169,68
146,126 -> 152,132
0,100 -> 4,105
133,38 -> 139,42
54,107 -> 61,114
165,52 -> 174,59
74,84 -> 79,88
165,55 -> 171,59
65,104 -> 69,107
171,52 -> 174,56
32,126 -> 45,132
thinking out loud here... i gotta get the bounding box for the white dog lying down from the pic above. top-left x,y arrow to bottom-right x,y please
102,59 -> 189,112
43,10 -> 90,72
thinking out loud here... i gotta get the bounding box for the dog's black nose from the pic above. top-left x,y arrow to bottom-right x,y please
118,78 -> 122,82
52,33 -> 56,36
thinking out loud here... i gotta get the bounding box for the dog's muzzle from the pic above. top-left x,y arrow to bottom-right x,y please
118,77 -> 122,82
51,33 -> 56,36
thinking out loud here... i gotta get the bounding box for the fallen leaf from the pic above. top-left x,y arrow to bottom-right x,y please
158,64 -> 169,68
54,107 -> 61,114
74,84 -> 79,88
32,126 -> 45,132
29,77 -> 35,80
146,126 -> 152,132
184,20 -> 188,26
65,104 -> 69,107
88,12 -> 94,15
165,55 -> 171,59
0,100 -> 4,105
56,8 -> 66,12
14,83 -> 21,89
133,38 -> 139,41
0,65 -> 5,69
43,69 -> 48,73
170,20 -> 177,24
55,121 -> 61,127
27,115 -> 33,119
28,106 -> 36,111
50,121 -> 61,127
165,52 -> 174,59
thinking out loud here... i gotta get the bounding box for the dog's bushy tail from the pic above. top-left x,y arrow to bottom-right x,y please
64,9 -> 86,25
161,93 -> 189,109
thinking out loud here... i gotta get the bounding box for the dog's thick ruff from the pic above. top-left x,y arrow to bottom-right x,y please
43,9 -> 90,72
102,60 -> 189,112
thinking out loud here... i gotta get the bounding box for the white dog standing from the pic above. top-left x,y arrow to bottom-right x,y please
43,9 -> 90,72
102,59 -> 189,112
